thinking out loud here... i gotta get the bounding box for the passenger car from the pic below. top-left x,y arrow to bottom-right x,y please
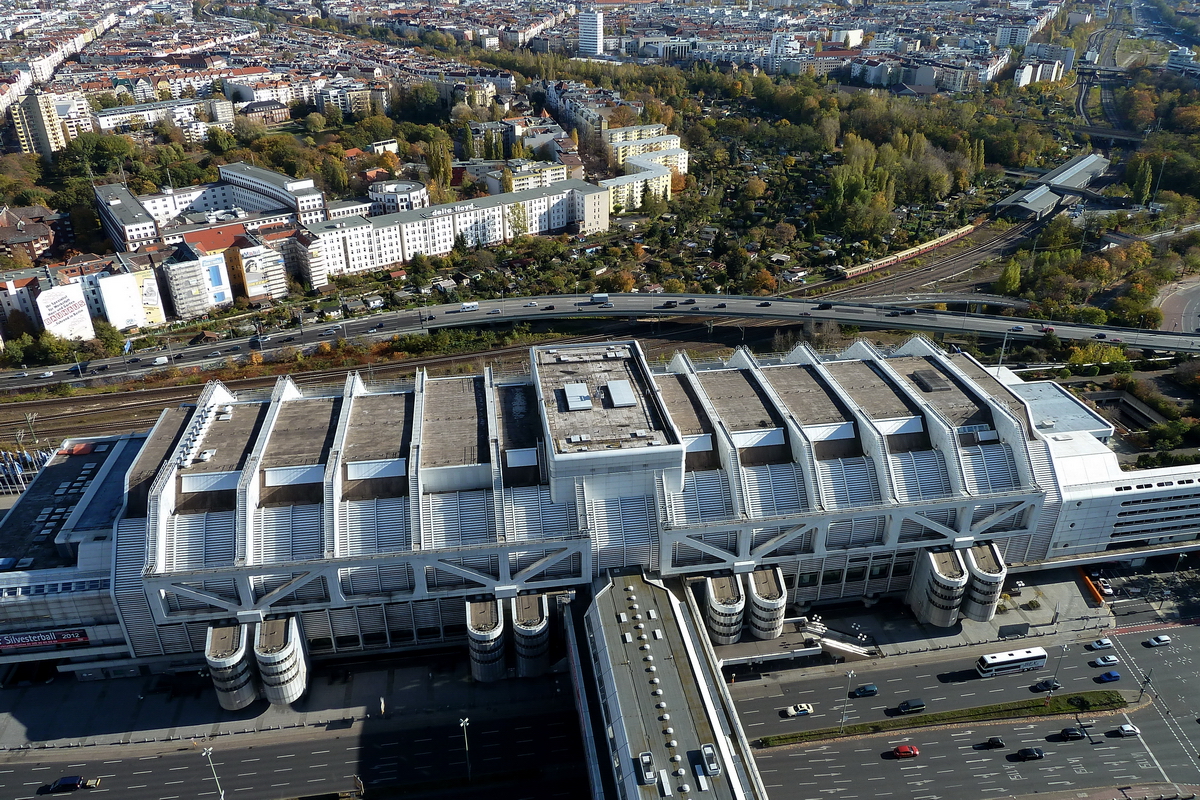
1034,678 -> 1062,692
1090,638 -> 1113,650
784,703 -> 814,717
1117,724 -> 1141,737
984,737 -> 1005,749
1093,655 -> 1119,667
1097,578 -> 1114,595
1018,748 -> 1045,761
893,745 -> 920,758
851,684 -> 879,697
1061,727 -> 1085,741
1147,635 -> 1172,647
1098,671 -> 1121,682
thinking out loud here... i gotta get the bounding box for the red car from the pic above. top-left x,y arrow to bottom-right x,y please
893,745 -> 920,759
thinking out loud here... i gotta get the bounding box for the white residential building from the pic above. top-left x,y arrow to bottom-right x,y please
162,241 -> 233,320
579,11 -> 604,56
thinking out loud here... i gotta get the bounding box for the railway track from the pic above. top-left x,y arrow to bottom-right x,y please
0,333 -> 613,445
820,222 -> 1036,299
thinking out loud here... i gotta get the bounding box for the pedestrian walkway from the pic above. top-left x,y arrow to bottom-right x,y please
1010,783 -> 1199,800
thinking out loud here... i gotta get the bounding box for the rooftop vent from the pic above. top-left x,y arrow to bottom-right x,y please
564,382 -> 592,412
607,379 -> 637,408
912,369 -> 952,393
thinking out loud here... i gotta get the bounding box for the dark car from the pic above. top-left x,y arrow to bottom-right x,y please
1034,678 -> 1061,692
984,737 -> 1006,749
542,305 -> 556,310
682,298 -> 696,305
1017,748 -> 1045,761
173,354 -> 186,360
886,311 -> 901,317
47,776 -> 85,793
851,684 -> 879,697
227,345 -> 241,352
1061,727 -> 1086,741
715,302 -> 728,309
127,357 -> 141,364
95,364 -> 109,372
901,309 -> 916,315
282,336 -> 296,342
757,301 -> 772,307
817,303 -> 834,310
1093,333 -> 1107,339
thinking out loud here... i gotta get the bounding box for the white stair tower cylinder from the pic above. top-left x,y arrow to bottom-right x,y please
255,616 -> 309,706
961,542 -> 1008,622
906,548 -> 969,628
704,574 -> 745,646
744,566 -> 787,640
510,593 -> 551,678
467,596 -> 507,682
206,623 -> 259,711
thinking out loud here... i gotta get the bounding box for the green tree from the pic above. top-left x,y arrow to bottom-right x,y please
205,126 -> 236,154
232,116 -> 266,144
500,167 -> 514,193
324,105 -> 343,129
303,112 -> 326,134
91,320 -> 124,356
461,124 -> 476,159
993,259 -> 1022,295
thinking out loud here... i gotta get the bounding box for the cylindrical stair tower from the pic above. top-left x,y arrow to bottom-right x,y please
467,596 -> 506,682
206,623 -> 258,711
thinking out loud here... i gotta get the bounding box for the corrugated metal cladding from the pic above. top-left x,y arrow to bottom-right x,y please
263,465 -> 326,486
346,459 -> 406,480
564,382 -> 592,411
607,379 -> 637,408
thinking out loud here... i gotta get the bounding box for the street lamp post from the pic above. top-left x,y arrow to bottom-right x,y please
1174,553 -> 1187,584
840,670 -> 856,734
202,747 -> 225,800
1053,644 -> 1069,682
460,717 -> 471,781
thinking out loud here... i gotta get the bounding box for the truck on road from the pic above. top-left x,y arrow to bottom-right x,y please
460,302 -> 479,312
590,293 -> 610,304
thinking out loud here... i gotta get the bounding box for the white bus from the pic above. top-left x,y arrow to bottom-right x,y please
975,647 -> 1048,677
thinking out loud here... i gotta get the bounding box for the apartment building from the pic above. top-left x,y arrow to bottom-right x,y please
217,162 -> 327,225
484,160 -> 569,194
579,11 -> 604,56
161,241 -> 233,320
9,90 -> 91,156
91,97 -> 233,136
297,180 -> 609,288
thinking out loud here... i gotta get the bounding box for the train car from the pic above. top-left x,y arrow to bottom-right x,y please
836,225 -> 977,280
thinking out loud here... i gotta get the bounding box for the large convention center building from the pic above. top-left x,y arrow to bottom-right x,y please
0,335 -> 1190,786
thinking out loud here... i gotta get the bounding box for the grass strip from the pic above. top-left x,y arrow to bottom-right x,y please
758,690 -> 1126,748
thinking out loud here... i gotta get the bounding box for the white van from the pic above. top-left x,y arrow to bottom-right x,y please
460,302 -> 479,312
152,356 -> 169,366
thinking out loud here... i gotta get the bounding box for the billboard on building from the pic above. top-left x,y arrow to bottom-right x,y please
36,283 -> 95,341
0,629 -> 88,651
98,272 -> 166,330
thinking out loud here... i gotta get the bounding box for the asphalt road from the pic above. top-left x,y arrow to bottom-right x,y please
8,291 -> 1200,391
743,625 -> 1200,800
1,712 -> 586,800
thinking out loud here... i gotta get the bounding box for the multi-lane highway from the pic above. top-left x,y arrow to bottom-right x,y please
7,291 -> 1200,392
743,624 -> 1200,800
1,711 -> 586,800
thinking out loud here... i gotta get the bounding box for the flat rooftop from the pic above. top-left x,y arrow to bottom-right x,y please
889,356 -> 989,428
422,377 -> 488,468
127,407 -> 193,514
468,598 -> 500,632
652,373 -> 710,436
257,618 -> 288,655
752,568 -> 783,601
73,434 -> 145,532
971,543 -> 1002,575
591,573 -> 737,800
759,364 -> 849,426
695,369 -> 781,431
709,574 -> 742,605
262,397 -> 341,468
179,402 -> 270,475
343,392 -> 413,462
0,438 -> 123,569
535,344 -> 672,454
823,360 -> 916,420
513,594 -> 545,627
932,550 -> 964,579
1006,379 -> 1114,438
207,624 -> 241,660
495,384 -> 540,451
948,354 -> 1030,425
